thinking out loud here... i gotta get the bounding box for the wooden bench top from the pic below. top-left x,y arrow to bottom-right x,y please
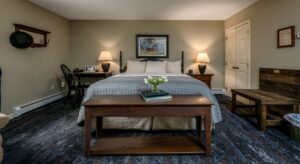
232,89 -> 299,105
83,95 -> 212,107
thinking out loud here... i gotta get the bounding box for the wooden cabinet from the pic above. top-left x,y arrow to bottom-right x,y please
190,74 -> 213,88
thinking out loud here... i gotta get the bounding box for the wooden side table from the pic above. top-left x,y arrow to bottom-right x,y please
189,74 -> 213,88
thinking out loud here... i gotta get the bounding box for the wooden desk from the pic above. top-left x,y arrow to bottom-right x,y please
83,95 -> 212,157
73,72 -> 112,79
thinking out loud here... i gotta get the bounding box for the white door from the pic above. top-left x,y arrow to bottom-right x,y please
225,28 -> 237,95
236,24 -> 250,89
225,21 -> 250,96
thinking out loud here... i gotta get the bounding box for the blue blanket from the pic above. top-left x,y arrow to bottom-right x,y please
77,74 -> 222,129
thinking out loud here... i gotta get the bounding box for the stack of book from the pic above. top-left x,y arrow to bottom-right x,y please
139,90 -> 172,102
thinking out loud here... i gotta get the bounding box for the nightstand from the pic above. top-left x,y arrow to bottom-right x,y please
189,74 -> 213,88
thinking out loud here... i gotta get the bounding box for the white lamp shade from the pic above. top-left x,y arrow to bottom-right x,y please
98,51 -> 113,61
195,53 -> 210,63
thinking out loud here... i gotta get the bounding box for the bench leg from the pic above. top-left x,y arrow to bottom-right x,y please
254,102 -> 259,115
293,104 -> 299,113
196,116 -> 202,142
84,109 -> 91,157
96,117 -> 103,138
257,105 -> 267,131
204,115 -> 212,156
231,92 -> 237,113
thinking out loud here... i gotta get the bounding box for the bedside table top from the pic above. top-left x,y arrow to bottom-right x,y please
189,74 -> 214,76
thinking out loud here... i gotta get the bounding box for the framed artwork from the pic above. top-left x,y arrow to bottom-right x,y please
136,35 -> 169,58
277,26 -> 295,48
84,65 -> 96,72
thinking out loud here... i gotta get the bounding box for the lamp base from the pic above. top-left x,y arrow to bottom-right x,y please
198,64 -> 206,75
102,63 -> 110,72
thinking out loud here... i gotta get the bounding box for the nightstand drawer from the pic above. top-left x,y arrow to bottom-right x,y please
190,74 -> 213,88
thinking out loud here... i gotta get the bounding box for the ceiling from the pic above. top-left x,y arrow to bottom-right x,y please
29,0 -> 258,20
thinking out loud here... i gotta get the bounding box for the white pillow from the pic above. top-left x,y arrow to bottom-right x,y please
167,61 -> 182,73
145,61 -> 167,73
126,60 -> 146,73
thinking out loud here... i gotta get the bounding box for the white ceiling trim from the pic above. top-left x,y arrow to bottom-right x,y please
29,0 -> 258,20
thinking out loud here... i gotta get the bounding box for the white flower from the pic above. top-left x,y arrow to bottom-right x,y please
144,78 -> 148,84
162,76 -> 168,82
148,75 -> 153,79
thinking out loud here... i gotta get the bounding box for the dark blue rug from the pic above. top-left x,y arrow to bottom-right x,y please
2,95 -> 300,163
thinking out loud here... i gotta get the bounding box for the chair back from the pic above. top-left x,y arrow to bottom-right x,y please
60,64 -> 78,89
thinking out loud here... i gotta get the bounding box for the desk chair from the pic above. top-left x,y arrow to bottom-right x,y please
60,64 -> 88,106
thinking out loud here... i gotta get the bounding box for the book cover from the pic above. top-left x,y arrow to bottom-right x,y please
139,90 -> 172,102
140,90 -> 169,98
140,95 -> 172,102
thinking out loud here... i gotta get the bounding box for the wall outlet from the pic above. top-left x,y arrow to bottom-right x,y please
297,32 -> 300,39
51,84 -> 55,90
61,81 -> 66,88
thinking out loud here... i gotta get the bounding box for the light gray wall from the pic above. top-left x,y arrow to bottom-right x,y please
69,20 -> 225,88
0,0 -> 69,115
225,0 -> 300,88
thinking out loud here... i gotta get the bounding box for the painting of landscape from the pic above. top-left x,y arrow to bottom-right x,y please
136,35 -> 169,58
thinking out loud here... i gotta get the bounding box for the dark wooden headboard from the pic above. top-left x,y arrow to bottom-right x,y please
259,68 -> 300,100
0,68 -> 2,112
119,51 -> 185,73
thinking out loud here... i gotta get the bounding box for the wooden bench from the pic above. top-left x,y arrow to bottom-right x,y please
83,95 -> 213,157
231,68 -> 300,131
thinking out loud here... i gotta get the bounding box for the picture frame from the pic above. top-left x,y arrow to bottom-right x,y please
277,26 -> 295,48
136,35 -> 169,58
84,65 -> 96,72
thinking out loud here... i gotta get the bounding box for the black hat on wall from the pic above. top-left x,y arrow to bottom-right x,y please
9,31 -> 33,49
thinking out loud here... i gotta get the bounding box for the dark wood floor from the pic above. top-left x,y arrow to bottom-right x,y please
2,95 -> 300,164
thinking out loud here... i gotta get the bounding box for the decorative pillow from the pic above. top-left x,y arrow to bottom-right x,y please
166,61 -> 182,73
145,61 -> 167,73
126,60 -> 146,73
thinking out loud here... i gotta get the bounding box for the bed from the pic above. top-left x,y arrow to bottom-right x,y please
77,52 -> 222,130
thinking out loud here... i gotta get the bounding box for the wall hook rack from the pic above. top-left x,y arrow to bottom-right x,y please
13,24 -> 51,48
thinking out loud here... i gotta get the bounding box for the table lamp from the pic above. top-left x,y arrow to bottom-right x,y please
196,52 -> 210,74
98,51 -> 113,72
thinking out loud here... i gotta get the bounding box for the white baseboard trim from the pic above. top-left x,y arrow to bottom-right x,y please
13,91 -> 67,118
212,88 -> 226,95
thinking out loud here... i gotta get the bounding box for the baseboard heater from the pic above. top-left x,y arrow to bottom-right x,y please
12,88 -> 224,118
13,91 -> 66,118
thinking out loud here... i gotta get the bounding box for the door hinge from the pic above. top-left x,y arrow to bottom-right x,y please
225,36 -> 228,40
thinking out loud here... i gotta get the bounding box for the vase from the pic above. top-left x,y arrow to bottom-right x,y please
151,85 -> 159,93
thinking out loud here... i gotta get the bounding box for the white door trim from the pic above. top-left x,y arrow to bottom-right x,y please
225,20 -> 251,90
